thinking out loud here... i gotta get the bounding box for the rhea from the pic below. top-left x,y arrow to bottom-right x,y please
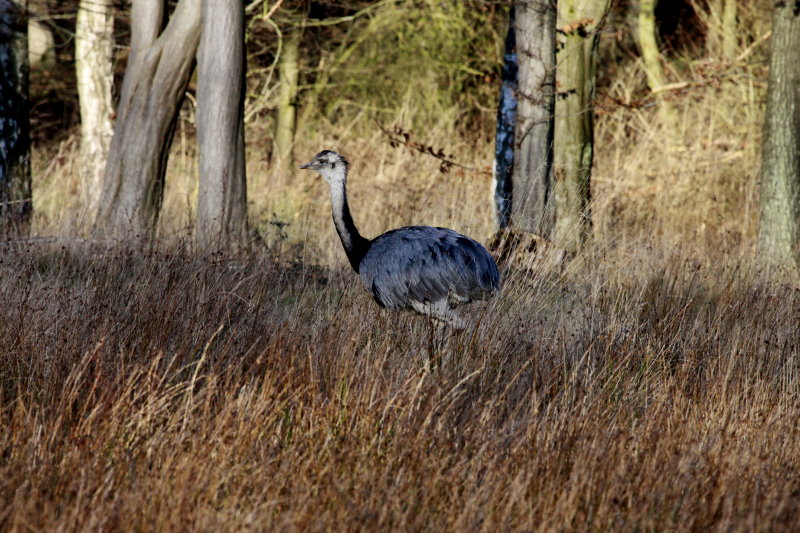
300,150 -> 500,329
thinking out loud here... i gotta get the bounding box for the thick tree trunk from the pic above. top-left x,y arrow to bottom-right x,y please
273,29 -> 300,182
0,0 -> 30,236
493,7 -> 517,230
76,0 -> 114,220
511,0 -> 556,237
758,3 -> 800,273
553,0 -> 609,252
196,0 -> 248,248
94,0 -> 201,240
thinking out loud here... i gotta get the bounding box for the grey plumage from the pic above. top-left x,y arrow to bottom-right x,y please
300,150 -> 500,329
361,226 -> 499,309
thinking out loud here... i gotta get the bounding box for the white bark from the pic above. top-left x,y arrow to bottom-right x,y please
76,0 -> 114,218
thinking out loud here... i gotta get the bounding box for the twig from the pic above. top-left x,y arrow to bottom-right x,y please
246,0 -> 285,20
374,120 -> 491,177
651,81 -> 690,94
263,0 -> 285,21
291,0 -> 400,28
736,30 -> 771,63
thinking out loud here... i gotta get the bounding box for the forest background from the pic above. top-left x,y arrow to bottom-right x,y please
23,0 -> 768,258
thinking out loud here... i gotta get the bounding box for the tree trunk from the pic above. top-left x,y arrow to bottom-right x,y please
0,0 -> 30,236
494,6 -> 517,230
76,0 -> 114,220
28,0 -> 54,71
273,29 -> 301,182
94,0 -> 201,240
721,0 -> 737,60
705,0 -> 737,60
511,0 -> 556,237
758,3 -> 800,273
553,0 -> 609,252
638,0 -> 675,123
196,0 -> 248,248
638,0 -> 665,90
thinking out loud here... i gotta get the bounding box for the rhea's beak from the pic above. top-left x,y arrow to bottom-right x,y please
299,160 -> 317,170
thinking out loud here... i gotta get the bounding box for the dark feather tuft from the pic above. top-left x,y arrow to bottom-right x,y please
314,150 -> 349,172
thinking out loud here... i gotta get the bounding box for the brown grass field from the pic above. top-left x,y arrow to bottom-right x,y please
2,232 -> 800,531
3,1 -> 799,531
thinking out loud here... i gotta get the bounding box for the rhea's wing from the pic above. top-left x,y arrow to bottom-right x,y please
359,226 -> 500,310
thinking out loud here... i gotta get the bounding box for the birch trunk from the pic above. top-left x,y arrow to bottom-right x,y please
705,0 -> 737,59
638,0 -> 675,123
638,0 -> 665,90
274,29 -> 300,183
76,0 -> 114,220
493,7 -> 517,230
553,0 -> 609,252
721,0 -> 737,60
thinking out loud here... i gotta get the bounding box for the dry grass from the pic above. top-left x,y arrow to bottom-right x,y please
29,117 -> 497,268
2,236 -> 800,531
591,0 -> 771,258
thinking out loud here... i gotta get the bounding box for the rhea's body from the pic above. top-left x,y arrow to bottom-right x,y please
301,150 -> 500,329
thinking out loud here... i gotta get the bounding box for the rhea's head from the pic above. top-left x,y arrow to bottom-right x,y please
299,150 -> 349,185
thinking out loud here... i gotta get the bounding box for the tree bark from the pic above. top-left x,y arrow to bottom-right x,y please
94,0 -> 200,240
76,0 -> 114,220
196,0 -> 248,248
28,0 -> 54,71
0,0 -> 30,236
637,0 -> 675,123
511,0 -> 556,237
553,0 -> 609,252
638,0 -> 665,90
273,28 -> 300,182
705,0 -> 738,60
721,0 -> 737,60
494,7 -> 517,230
758,2 -> 800,273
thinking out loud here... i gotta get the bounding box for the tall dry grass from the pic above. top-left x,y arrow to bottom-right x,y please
2,238 -> 799,531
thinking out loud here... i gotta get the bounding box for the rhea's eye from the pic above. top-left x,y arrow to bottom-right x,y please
331,162 -> 336,168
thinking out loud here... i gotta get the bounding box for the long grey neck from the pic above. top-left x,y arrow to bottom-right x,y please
328,175 -> 370,272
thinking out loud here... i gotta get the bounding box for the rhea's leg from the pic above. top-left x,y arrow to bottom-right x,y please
411,300 -> 467,331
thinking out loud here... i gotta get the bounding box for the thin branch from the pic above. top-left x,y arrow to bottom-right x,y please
374,120 -> 491,177
289,0 -> 400,28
